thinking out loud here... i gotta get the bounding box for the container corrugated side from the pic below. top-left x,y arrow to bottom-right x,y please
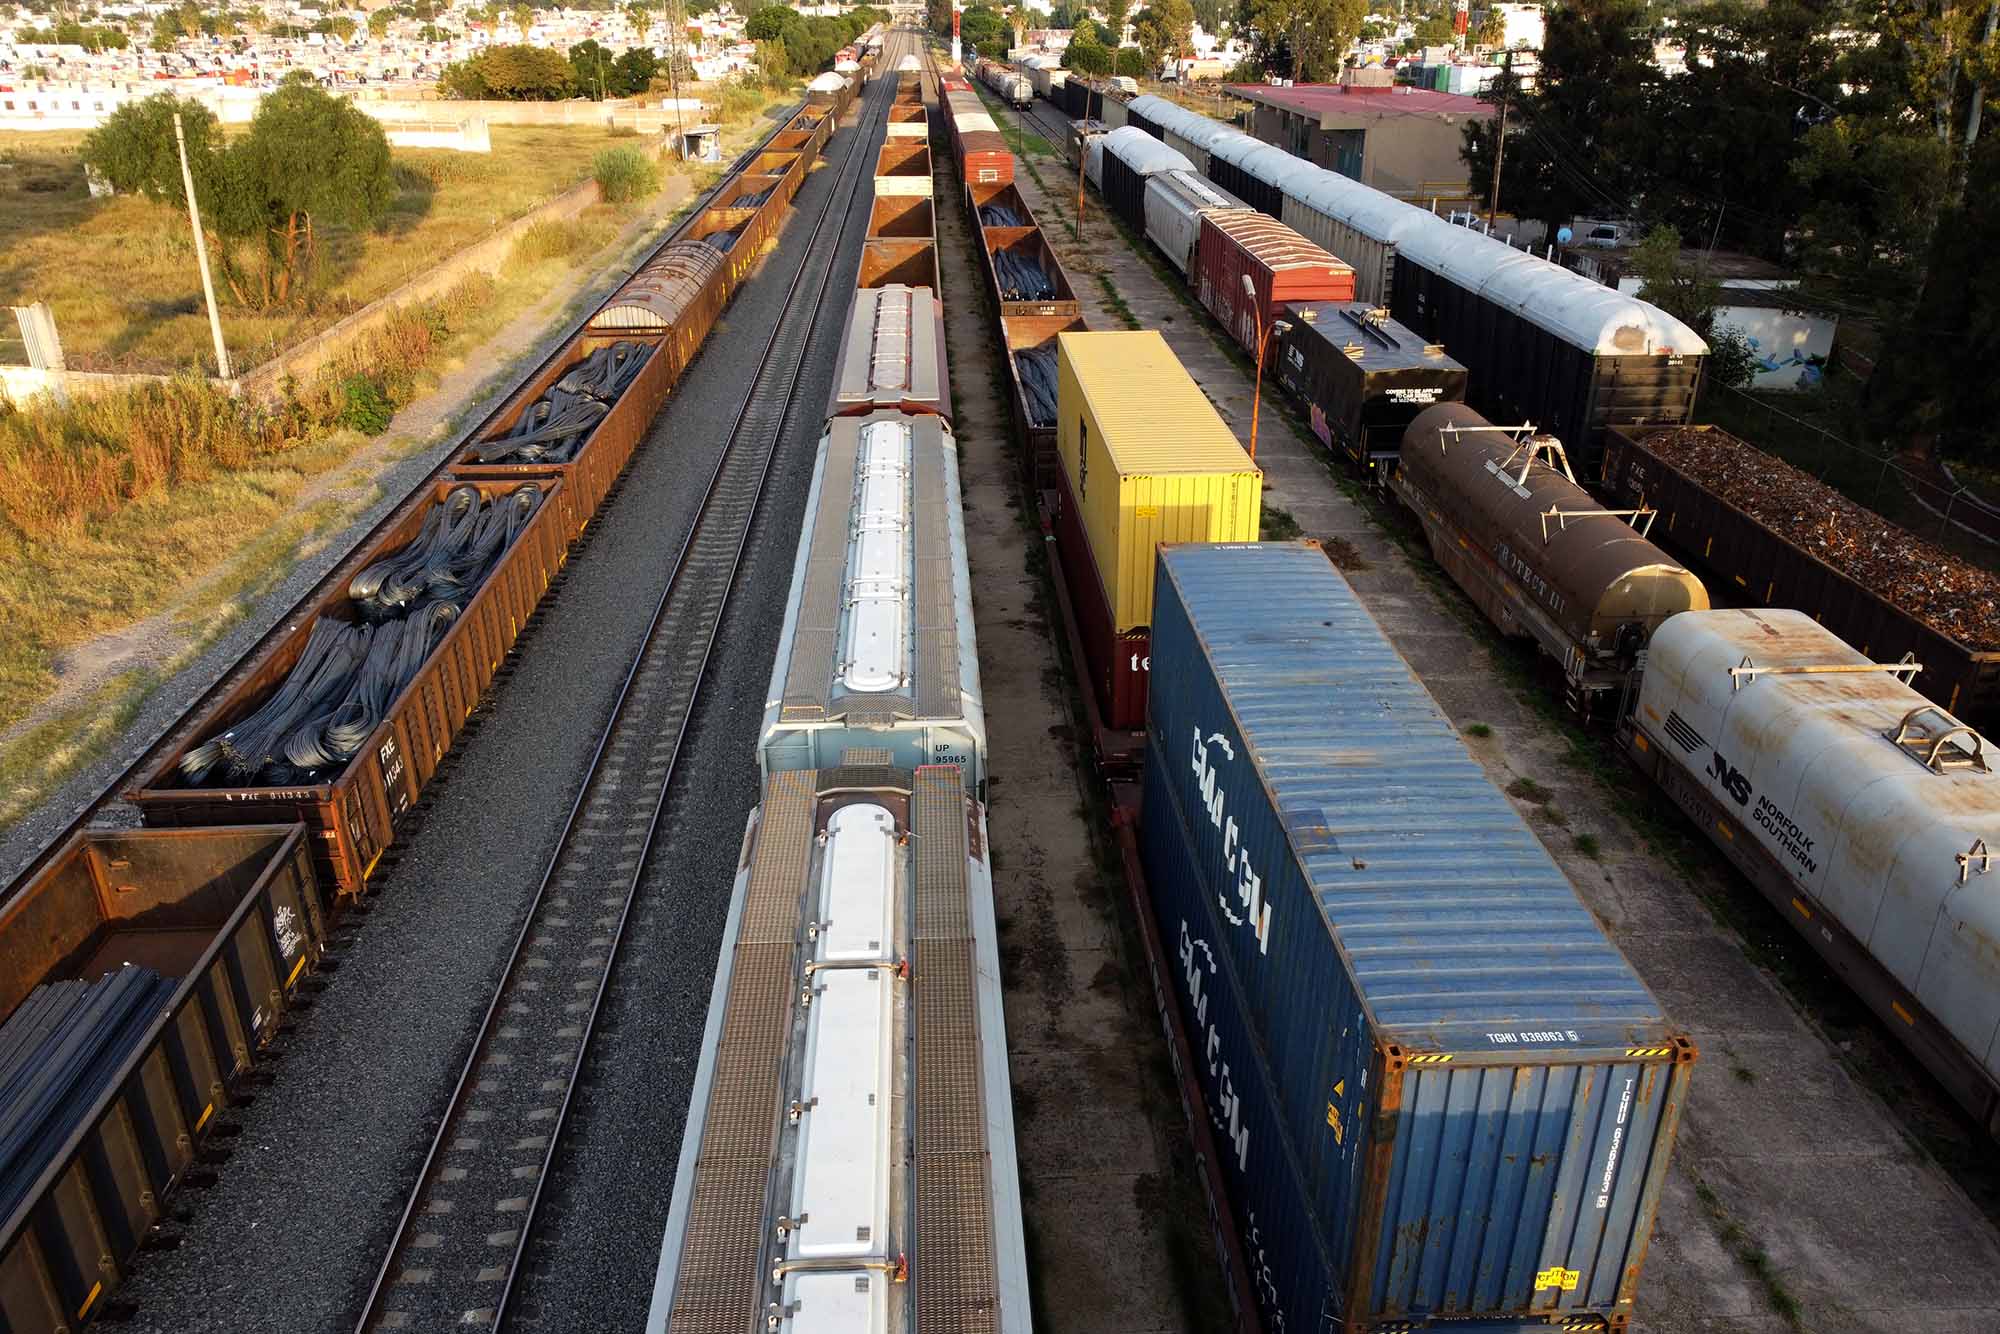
1142,741 -> 1342,1334
1054,332 -> 1260,633
1145,541 -> 1693,1329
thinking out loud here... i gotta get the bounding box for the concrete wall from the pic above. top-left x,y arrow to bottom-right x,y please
0,365 -> 175,405
1248,101 -> 1479,204
383,118 -> 493,152
0,84 -> 709,136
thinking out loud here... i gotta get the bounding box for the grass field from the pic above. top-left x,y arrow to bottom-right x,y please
0,124 -> 643,374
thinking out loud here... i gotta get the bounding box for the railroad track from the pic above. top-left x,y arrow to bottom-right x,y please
353,59 -> 901,1334
0,109 -> 808,901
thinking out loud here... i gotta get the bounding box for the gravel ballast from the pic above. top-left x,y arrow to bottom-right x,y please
106,99 -> 889,1332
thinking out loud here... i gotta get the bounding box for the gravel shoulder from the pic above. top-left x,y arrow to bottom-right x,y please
936,118 -> 1230,1333
993,100 -> 2000,1334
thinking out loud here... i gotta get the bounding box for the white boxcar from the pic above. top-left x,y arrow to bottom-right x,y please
762,410 -> 987,791
1088,123 -> 1189,193
1281,168 -> 1443,306
1143,169 -> 1250,274
1628,608 -> 2000,1134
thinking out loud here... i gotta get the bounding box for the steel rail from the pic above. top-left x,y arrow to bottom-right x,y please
0,107 -> 807,903
353,51 -> 902,1334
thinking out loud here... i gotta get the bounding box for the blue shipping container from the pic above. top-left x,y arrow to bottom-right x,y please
1144,744 -> 1341,1334
1144,542 -> 1695,1331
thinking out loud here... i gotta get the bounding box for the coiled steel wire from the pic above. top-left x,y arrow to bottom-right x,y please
177,485 -> 542,788
704,226 -> 745,255
1014,346 -> 1059,426
468,343 -> 647,465
992,247 -> 1057,301
734,183 -> 778,210
978,203 -> 1028,227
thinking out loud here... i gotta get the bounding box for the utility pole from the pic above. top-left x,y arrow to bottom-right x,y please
174,113 -> 230,380
1485,47 -> 1510,234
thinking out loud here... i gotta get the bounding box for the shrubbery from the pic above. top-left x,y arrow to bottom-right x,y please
592,146 -> 660,204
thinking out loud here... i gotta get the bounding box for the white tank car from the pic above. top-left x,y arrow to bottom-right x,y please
1629,608 -> 2000,1133
649,766 -> 1030,1331
760,406 -> 987,791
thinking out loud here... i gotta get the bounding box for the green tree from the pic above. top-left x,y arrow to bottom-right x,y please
960,4 -> 1006,51
1115,45 -> 1148,76
1239,0 -> 1368,82
569,37 -> 618,96
611,46 -> 660,95
1065,27 -> 1113,73
1459,0 -> 1655,235
319,15 -> 358,41
1135,0 -> 1195,70
746,4 -> 795,40
79,94 -> 228,209
222,79 -> 395,305
369,9 -> 394,38
511,2 -> 534,40
1410,13 -> 1455,47
1103,0 -> 1136,48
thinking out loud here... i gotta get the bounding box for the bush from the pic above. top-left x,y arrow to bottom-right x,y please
337,375 -> 395,435
592,146 -> 660,203
510,219 -> 589,267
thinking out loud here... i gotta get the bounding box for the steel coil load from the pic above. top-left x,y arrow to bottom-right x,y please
468,343 -> 648,465
1014,346 -> 1058,426
992,247 -> 1057,301
978,203 -> 1029,227
177,484 -> 542,789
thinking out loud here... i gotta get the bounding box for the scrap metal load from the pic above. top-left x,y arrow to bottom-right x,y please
466,342 -> 649,465
1623,426 -> 2000,648
1602,423 -> 2000,723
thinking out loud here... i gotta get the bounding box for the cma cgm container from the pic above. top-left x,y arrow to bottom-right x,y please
1194,211 -> 1356,358
1626,609 -> 2000,1135
1053,332 -> 1261,729
1144,542 -> 1694,1333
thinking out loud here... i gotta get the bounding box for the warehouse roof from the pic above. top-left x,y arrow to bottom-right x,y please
1057,331 -> 1254,474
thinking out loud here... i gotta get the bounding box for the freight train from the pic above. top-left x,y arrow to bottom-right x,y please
1099,93 -> 1708,471
0,78 -> 878,1334
970,58 -> 2000,1305
649,53 -> 1033,1332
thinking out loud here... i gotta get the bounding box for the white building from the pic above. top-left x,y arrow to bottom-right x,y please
1489,3 -> 1543,51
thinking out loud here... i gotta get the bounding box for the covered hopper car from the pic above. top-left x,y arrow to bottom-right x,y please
1625,609 -> 2000,1136
1395,403 -> 1708,716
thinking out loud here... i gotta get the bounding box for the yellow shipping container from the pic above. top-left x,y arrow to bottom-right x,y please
1056,331 -> 1263,632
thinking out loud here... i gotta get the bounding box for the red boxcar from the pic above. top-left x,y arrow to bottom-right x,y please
1193,211 -> 1356,357
1050,462 -> 1149,730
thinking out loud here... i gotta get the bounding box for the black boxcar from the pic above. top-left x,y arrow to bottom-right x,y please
1273,302 -> 1469,483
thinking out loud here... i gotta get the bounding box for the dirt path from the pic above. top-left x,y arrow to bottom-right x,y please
990,99 -> 2000,1334
936,135 -> 1230,1332
0,160 -> 720,758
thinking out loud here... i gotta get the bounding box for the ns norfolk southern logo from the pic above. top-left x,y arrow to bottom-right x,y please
1664,713 -> 1819,874
1706,746 -> 1821,876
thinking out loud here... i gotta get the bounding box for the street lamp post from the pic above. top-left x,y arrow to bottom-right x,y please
1241,273 -> 1289,460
